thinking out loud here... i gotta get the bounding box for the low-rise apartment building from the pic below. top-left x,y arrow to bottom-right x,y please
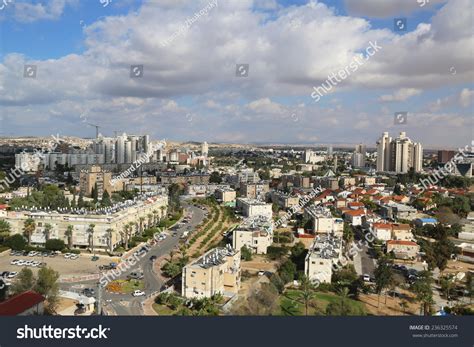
386,240 -> 419,259
239,182 -> 270,200
182,245 -> 241,299
270,191 -> 300,209
232,215 -> 273,254
236,198 -> 273,219
214,187 -> 237,203
305,234 -> 342,284
2,194 -> 168,252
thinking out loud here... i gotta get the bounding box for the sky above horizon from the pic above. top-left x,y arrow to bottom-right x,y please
0,0 -> 472,148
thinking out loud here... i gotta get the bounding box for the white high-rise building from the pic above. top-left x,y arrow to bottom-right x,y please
376,132 -> 423,173
352,144 -> 366,168
201,141 -> 209,157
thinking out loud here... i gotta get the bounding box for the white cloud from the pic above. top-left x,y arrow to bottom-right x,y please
13,0 -> 77,23
459,88 -> 473,107
379,88 -> 422,102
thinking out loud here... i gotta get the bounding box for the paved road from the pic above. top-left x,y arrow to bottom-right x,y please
353,227 -> 376,277
100,202 -> 205,315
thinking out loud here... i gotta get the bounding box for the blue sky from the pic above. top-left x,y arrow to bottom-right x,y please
0,0 -> 472,148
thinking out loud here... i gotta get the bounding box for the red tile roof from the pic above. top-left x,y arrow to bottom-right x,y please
0,291 -> 45,316
344,210 -> 365,216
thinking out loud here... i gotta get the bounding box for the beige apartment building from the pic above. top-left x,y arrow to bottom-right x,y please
232,216 -> 273,254
1,195 -> 168,252
182,246 -> 241,299
214,187 -> 237,203
240,182 -> 270,200
236,198 -> 273,219
79,165 -> 113,198
305,234 -> 342,284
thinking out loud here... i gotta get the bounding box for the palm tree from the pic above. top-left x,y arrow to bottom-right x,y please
64,225 -> 74,249
43,223 -> 52,242
88,224 -> 96,255
23,218 -> 36,246
152,209 -> 158,226
297,276 -> 317,316
138,216 -> 145,235
147,213 -> 153,229
337,287 -> 352,315
106,228 -> 114,253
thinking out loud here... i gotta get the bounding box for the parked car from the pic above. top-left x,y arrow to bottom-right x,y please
16,260 -> 26,266
132,290 -> 145,297
91,256 -> 99,261
7,272 -> 18,278
149,255 -> 157,261
363,274 -> 371,282
64,253 -> 72,259
10,259 -> 20,265
70,255 -> 79,260
1,271 -> 10,278
128,272 -> 144,280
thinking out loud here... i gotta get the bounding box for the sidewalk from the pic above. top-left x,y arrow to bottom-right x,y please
142,296 -> 158,316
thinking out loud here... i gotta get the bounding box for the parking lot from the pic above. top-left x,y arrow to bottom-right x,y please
0,250 -> 116,277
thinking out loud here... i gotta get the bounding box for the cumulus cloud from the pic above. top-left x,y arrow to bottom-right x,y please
379,88 -> 422,102
12,0 -> 77,23
0,0 -> 472,147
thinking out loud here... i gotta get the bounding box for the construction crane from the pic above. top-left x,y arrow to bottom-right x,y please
87,123 -> 100,139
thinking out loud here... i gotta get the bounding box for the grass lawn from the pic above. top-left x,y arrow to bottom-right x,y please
279,290 -> 366,316
108,279 -> 144,294
152,303 -> 176,315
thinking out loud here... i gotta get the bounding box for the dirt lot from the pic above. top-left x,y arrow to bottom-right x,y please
0,251 -> 117,277
359,289 -> 419,316
241,255 -> 279,274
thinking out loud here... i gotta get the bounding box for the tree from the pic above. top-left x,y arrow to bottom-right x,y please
139,216 -> 145,235
106,228 -> 114,253
34,266 -> 60,313
77,192 -> 85,208
4,234 -> 27,250
0,219 -> 11,242
411,271 -> 434,315
101,190 -> 112,207
278,260 -> 297,284
209,171 -> 222,184
465,272 -> 473,304
43,223 -> 53,242
374,256 -> 394,307
297,275 -> 317,316
65,225 -> 74,249
246,283 -> 279,315
45,239 -> 65,252
439,275 -> 456,304
23,218 -> 36,246
11,267 -> 35,294
240,245 -> 253,261
88,224 -> 95,254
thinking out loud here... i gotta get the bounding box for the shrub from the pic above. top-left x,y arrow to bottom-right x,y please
4,234 -> 27,250
45,239 -> 66,251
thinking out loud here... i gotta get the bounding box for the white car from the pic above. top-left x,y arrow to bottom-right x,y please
363,274 -> 371,282
27,251 -> 37,257
16,260 -> 26,266
31,261 -> 40,267
10,259 -> 20,265
64,253 -> 72,259
132,290 -> 146,297
70,255 -> 79,260
24,260 -> 33,266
